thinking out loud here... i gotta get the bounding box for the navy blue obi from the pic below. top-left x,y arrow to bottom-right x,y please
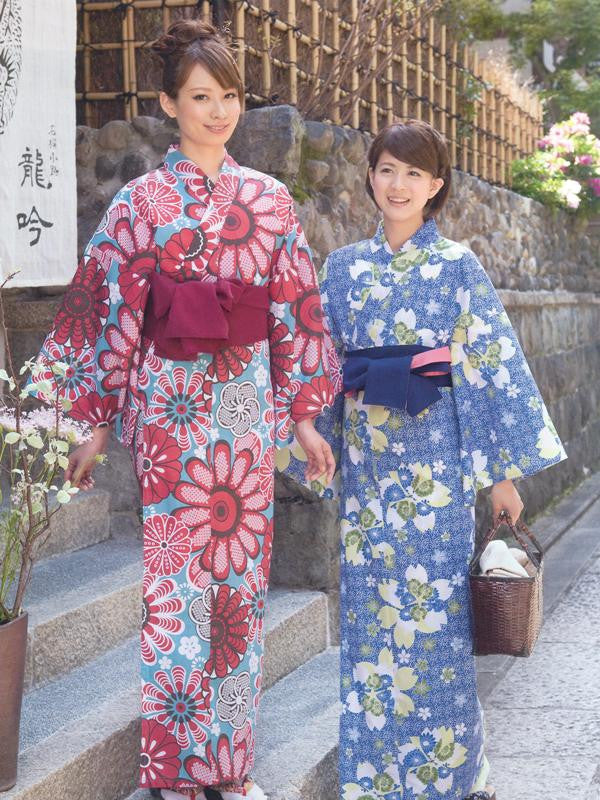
342,344 -> 452,417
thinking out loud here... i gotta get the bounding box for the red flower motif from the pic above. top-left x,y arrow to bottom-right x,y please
208,178 -> 285,282
142,664 -> 212,749
293,287 -> 325,375
139,719 -> 182,789
207,585 -> 249,677
291,374 -> 335,422
131,178 -> 183,226
136,424 -> 183,505
207,346 -> 253,383
258,444 -> 274,503
269,244 -> 299,303
239,565 -> 269,644
173,440 -> 269,581
98,305 -> 142,403
184,726 -> 251,788
159,227 -> 220,281
141,573 -> 184,665
94,210 -> 156,311
268,314 -> 294,390
54,257 -> 109,349
144,513 -> 191,576
34,341 -> 96,403
146,366 -> 211,452
70,391 -> 119,426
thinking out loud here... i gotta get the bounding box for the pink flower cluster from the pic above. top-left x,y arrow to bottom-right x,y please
0,406 -> 91,443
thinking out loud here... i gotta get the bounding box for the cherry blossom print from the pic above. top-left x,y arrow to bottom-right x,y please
216,381 -> 260,437
54,257 -> 109,349
183,727 -> 251,788
144,513 -> 192,576
147,367 -> 211,452
98,305 -> 142,402
207,346 -> 253,383
131,177 -> 182,226
142,664 -> 212,749
216,672 -> 251,730
159,226 -> 220,281
136,424 -> 183,505
70,391 -> 119,426
268,314 -> 294,390
141,573 -> 185,665
34,342 -> 95,403
269,243 -> 299,303
291,374 -> 335,421
139,719 -> 182,789
239,566 -> 269,643
173,440 -> 268,581
193,584 -> 249,677
94,209 -> 156,311
208,177 -> 284,282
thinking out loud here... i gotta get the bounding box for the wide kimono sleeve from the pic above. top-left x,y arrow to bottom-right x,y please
33,187 -> 155,446
273,250 -> 345,500
450,250 -> 567,506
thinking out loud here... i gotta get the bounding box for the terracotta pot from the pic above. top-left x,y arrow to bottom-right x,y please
0,612 -> 28,792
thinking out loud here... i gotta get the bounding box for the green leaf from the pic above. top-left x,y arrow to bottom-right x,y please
26,434 -> 44,449
0,369 -> 9,381
56,490 -> 72,504
4,431 -> 20,444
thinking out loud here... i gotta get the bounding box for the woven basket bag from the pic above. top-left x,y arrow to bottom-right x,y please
469,512 -> 543,657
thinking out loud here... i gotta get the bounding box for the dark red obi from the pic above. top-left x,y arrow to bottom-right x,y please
143,271 -> 270,360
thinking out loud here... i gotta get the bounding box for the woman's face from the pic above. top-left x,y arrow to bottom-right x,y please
160,62 -> 242,148
369,150 -> 444,225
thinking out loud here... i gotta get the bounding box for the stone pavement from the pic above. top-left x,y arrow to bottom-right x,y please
480,477 -> 600,800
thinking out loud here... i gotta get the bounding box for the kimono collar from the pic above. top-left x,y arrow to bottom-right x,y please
372,217 -> 440,254
162,144 -> 243,185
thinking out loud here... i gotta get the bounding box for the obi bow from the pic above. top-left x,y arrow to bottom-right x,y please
143,271 -> 270,360
342,344 -> 452,416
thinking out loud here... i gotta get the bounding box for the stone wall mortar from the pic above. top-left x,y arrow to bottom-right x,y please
6,106 -> 600,590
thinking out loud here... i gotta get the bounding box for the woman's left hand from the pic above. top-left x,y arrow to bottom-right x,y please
490,479 -> 524,522
294,418 -> 336,484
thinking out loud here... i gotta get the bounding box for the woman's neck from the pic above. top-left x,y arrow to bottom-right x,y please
179,138 -> 227,181
383,215 -> 426,252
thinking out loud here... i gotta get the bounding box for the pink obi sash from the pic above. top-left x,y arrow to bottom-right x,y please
143,271 -> 270,360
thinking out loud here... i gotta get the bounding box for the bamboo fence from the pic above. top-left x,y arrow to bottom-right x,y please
75,0 -> 544,186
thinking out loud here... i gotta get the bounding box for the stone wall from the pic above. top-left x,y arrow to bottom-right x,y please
7,105 -> 600,605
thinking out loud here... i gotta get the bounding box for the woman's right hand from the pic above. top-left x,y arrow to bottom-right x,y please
65,426 -> 110,490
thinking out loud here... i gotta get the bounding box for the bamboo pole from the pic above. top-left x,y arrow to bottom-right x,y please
490,81 -> 497,183
288,0 -> 298,105
480,60 -> 488,182
82,7 -> 92,126
126,3 -> 138,118
332,2 -> 341,124
415,6 -> 422,120
202,0 -> 210,21
450,40 -> 457,166
472,51 -> 479,177
401,4 -> 408,119
351,0 -> 359,129
234,0 -> 246,91
261,0 -> 272,99
370,10 -> 378,132
311,0 -> 319,90
385,0 -> 393,124
499,76 -> 506,185
162,1 -> 170,28
461,45 -> 468,173
439,23 -> 446,136
77,0 -> 196,8
428,15 -> 434,126
121,8 -> 131,121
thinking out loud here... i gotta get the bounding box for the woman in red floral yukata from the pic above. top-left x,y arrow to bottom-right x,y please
35,18 -> 335,800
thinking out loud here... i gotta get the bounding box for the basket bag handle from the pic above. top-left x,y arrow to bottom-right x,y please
471,511 -> 544,572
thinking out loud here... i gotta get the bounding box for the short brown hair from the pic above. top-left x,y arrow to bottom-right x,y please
151,19 -> 244,104
366,120 -> 451,219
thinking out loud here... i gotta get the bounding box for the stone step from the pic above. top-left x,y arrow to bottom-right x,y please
126,648 -> 341,800
7,591 -> 331,800
35,488 -> 111,560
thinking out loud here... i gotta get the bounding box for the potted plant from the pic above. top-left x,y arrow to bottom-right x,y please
0,274 -> 97,791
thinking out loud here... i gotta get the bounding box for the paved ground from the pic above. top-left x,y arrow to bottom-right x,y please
481,483 -> 600,800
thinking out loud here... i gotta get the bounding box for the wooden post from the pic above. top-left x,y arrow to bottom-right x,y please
439,23 -> 447,137
126,3 -> 138,119
385,0 -> 393,124
162,2 -> 170,29
351,0 -> 359,129
450,40 -> 457,166
121,8 -> 131,121
472,50 -> 479,177
234,0 -> 246,95
490,80 -> 497,183
332,2 -> 341,124
261,0 -> 272,100
480,60 -> 488,182
461,45 -> 468,173
288,0 -> 298,105
82,7 -> 92,126
370,9 -> 378,132
428,15 -> 434,126
311,0 -> 319,93
499,75 -> 506,185
401,4 -> 408,119
415,6 -> 422,120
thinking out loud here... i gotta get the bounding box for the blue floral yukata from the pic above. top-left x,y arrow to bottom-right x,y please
35,147 -> 333,795
279,217 -> 566,799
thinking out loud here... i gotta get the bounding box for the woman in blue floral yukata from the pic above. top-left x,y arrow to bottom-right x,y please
35,18 -> 335,800
280,120 -> 566,800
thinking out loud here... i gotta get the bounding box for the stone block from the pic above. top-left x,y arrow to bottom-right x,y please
304,158 -> 330,186
97,119 -> 133,151
36,489 -> 111,560
305,120 -> 334,154
119,152 -> 150,183
93,433 -> 140,514
95,154 -> 118,181
228,105 -> 304,180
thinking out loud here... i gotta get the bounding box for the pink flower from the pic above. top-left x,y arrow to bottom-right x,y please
588,178 -> 600,197
577,155 -> 595,166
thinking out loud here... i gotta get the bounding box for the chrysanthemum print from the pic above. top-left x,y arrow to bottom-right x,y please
35,145 -> 333,793
283,217 -> 566,798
